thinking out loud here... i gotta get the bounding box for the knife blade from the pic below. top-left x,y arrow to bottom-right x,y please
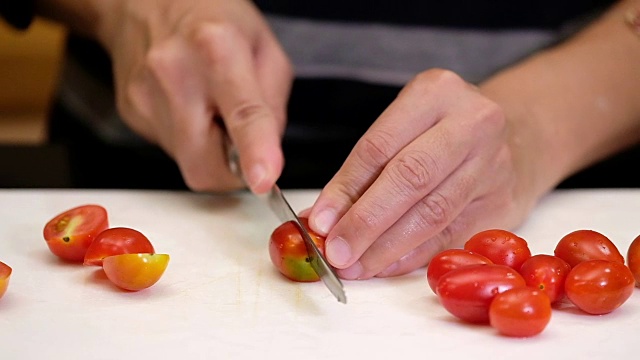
224,134 -> 347,304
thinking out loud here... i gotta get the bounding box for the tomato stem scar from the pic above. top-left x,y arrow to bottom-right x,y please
63,236 -> 70,243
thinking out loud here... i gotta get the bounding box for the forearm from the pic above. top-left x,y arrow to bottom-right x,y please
480,0 -> 640,196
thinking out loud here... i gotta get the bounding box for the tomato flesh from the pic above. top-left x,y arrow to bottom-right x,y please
426,248 -> 493,294
436,264 -> 527,323
102,253 -> 170,291
489,287 -> 552,337
463,229 -> 531,270
564,259 -> 635,315
518,254 -> 571,304
84,227 -> 155,266
0,261 -> 11,300
554,229 -> 624,268
43,204 -> 109,262
269,217 -> 325,282
627,234 -> 640,287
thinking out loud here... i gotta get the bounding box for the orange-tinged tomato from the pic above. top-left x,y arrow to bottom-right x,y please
0,261 -> 11,300
627,234 -> 640,287
564,259 -> 634,315
102,253 -> 169,291
84,227 -> 155,266
43,204 -> 109,262
269,217 -> 325,282
489,287 -> 552,338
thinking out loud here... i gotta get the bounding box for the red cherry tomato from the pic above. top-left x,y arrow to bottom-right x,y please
269,217 -> 325,282
102,253 -> 170,291
426,248 -> 493,294
84,227 -> 155,266
564,259 -> 635,315
627,234 -> 640,287
554,229 -> 624,268
0,261 -> 11,300
518,254 -> 571,304
489,287 -> 552,338
435,264 -> 527,324
463,229 -> 532,270
43,204 -> 109,262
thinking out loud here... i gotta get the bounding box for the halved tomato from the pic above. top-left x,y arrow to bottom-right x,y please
43,204 -> 109,262
84,227 -> 155,266
102,253 -> 169,291
0,261 -> 11,300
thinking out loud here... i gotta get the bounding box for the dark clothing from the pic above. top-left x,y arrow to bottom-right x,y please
3,0 -> 637,190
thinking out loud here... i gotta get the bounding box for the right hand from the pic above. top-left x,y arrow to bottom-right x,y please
97,0 -> 293,193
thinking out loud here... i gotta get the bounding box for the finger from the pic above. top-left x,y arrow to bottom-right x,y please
308,70 -> 470,237
345,145 -> 511,279
144,38 -> 243,191
195,24 -> 285,194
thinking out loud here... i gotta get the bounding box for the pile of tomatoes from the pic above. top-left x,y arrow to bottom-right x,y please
43,204 -> 170,291
427,228 -> 640,337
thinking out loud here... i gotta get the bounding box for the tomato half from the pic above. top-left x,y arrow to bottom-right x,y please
43,204 -> 109,262
0,261 -> 11,300
84,227 -> 155,266
518,254 -> 571,304
627,234 -> 640,287
102,253 -> 170,291
463,229 -> 532,270
554,229 -> 624,268
564,259 -> 635,315
489,287 -> 552,338
426,248 -> 493,294
269,217 -> 325,282
435,264 -> 527,323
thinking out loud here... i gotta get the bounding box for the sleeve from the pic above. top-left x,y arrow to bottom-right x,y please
0,0 -> 36,30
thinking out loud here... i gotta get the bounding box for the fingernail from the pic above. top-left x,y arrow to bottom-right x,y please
338,261 -> 363,280
247,163 -> 267,191
326,236 -> 352,267
313,208 -> 337,235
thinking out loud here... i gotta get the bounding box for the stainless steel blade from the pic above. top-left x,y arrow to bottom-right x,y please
264,186 -> 347,304
223,134 -> 346,303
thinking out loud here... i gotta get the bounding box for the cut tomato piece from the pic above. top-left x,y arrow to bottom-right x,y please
102,253 -> 169,291
43,204 -> 109,262
0,261 -> 11,300
84,227 -> 155,266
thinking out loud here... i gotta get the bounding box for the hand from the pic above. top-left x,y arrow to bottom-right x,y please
99,0 -> 293,193
307,69 -> 540,280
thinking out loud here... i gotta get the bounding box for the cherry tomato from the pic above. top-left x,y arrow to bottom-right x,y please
627,234 -> 640,287
0,261 -> 11,300
435,264 -> 527,323
269,217 -> 325,282
489,287 -> 552,338
554,229 -> 624,268
463,229 -> 532,270
426,248 -> 493,294
102,253 -> 170,291
518,254 -> 571,304
43,204 -> 109,262
564,259 -> 635,315
84,227 -> 155,266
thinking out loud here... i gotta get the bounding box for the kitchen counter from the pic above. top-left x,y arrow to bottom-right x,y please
0,188 -> 638,359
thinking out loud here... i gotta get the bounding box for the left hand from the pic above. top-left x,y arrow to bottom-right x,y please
305,69 -> 540,280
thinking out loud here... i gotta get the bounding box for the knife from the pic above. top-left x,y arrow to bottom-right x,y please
224,134 -> 347,304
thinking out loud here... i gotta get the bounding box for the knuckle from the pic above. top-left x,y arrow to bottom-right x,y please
387,151 -> 438,194
349,203 -> 384,237
190,23 -> 240,66
416,190 -> 454,231
227,102 -> 271,129
409,68 -> 464,93
353,130 -> 396,172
